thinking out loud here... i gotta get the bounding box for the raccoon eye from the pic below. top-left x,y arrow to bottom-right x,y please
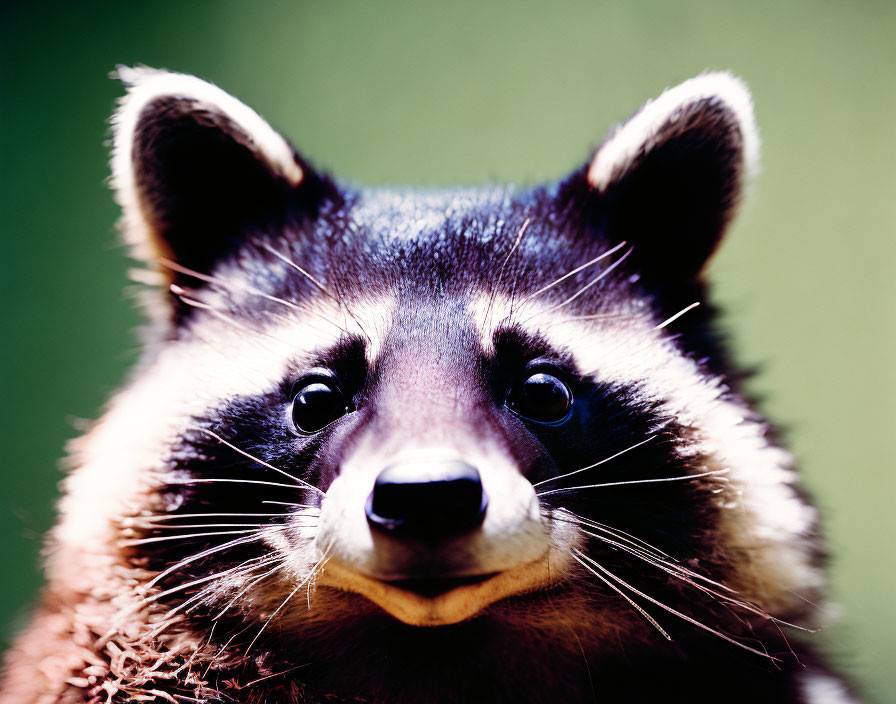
290,376 -> 351,434
506,371 -> 573,425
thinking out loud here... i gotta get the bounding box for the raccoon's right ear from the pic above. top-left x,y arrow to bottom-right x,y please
557,72 -> 759,285
111,67 -> 338,289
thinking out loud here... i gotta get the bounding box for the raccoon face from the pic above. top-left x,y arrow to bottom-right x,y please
54,68 -> 820,674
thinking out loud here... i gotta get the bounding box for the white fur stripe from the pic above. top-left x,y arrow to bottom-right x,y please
111,67 -> 303,262
587,71 -> 759,192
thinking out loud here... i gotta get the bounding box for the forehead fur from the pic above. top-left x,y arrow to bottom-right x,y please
170,184 -> 630,333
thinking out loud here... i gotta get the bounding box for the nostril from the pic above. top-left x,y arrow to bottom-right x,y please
366,459 -> 487,539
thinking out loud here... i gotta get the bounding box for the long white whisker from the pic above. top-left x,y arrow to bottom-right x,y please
196,428 -> 324,496
131,512 -> 303,522
173,290 -> 342,351
261,501 -> 320,508
261,244 -> 337,301
584,530 -> 814,633
135,522 -> 277,530
147,558 -> 279,638
576,550 -> 780,660
581,530 -> 730,591
245,552 -> 331,655
139,555 -> 279,607
121,529 -> 259,547
161,257 -> 349,335
537,467 -> 730,497
518,241 -> 627,306
533,435 -> 659,488
108,555 -> 277,645
145,534 -> 265,589
484,218 -> 531,331
212,560 -> 287,621
570,549 -> 670,640
164,478 -> 304,491
551,508 -> 677,561
552,515 -> 674,563
653,302 -> 700,330
545,311 -> 633,325
519,246 -> 633,324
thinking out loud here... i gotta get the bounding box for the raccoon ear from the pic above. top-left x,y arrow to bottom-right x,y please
111,67 -> 335,286
562,72 -> 758,282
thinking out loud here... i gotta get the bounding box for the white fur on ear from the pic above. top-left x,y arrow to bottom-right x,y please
586,72 -> 759,193
110,66 -> 303,261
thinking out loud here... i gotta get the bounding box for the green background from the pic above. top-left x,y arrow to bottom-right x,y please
1,1 -> 893,699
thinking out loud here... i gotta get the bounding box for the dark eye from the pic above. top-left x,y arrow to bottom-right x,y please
506,371 -> 573,424
290,376 -> 351,434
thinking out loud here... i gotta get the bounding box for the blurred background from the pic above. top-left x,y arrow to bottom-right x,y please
1,0 -> 893,699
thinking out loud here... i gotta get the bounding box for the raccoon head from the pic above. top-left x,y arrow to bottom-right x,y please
52,68 -> 821,694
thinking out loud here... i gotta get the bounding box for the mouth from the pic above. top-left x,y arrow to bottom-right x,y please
386,572 -> 498,598
318,558 -> 555,626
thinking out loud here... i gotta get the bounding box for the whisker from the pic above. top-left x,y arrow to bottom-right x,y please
570,549 -> 670,640
537,467 -> 730,497
160,258 -> 226,287
172,288 -> 342,350
245,551 -> 331,655
262,501 -> 321,509
559,508 -> 815,636
130,512 -> 302,522
261,244 -> 337,301
122,529 -> 259,547
147,558 -> 279,638
105,555 -> 277,645
552,508 -> 679,561
240,664 -> 310,689
484,218 -> 531,331
653,302 -> 700,330
588,531 -> 814,633
546,311 -> 633,325
518,241 -> 627,307
576,549 -> 780,660
499,219 -> 531,277
145,534 -> 265,589
551,511 -> 676,562
533,435 -> 659,488
164,478 -> 304,491
195,428 -> 325,496
132,522 -> 311,530
581,529 -> 731,592
202,622 -> 255,679
139,555 -> 279,607
211,560 -> 287,621
133,523 -> 265,530
162,257 -> 349,335
519,246 -> 633,324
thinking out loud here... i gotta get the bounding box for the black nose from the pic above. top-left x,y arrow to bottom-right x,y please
366,459 -> 488,540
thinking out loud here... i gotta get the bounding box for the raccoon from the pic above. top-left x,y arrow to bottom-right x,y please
0,68 -> 857,704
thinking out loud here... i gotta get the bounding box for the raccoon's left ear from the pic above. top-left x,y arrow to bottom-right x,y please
559,72 -> 759,282
111,67 -> 338,287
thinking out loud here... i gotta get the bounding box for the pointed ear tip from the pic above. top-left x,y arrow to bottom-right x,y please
109,67 -> 194,132
587,71 -> 760,191
108,67 -> 303,186
678,71 -> 760,175
110,65 -> 180,91
661,71 -> 757,130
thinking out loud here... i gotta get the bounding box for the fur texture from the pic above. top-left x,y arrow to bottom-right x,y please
0,69 -> 857,704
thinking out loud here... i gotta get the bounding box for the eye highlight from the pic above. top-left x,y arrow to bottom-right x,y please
290,374 -> 352,434
506,370 -> 573,425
